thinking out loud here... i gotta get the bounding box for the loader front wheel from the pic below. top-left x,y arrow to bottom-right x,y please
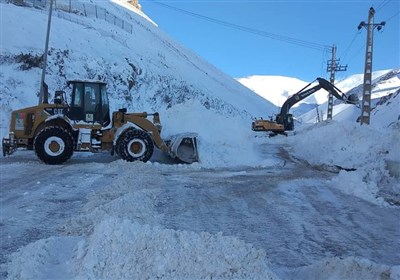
117,129 -> 154,162
34,126 -> 74,165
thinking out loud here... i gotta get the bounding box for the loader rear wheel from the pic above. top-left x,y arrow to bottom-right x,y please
34,126 -> 74,165
117,129 -> 154,162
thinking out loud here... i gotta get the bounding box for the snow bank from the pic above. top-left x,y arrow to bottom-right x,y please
6,218 -> 278,280
287,121 -> 396,169
283,120 -> 400,206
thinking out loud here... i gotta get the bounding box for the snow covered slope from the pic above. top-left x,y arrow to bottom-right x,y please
0,1 -> 276,166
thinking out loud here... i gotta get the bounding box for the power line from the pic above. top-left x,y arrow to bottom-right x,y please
385,10 -> 400,22
339,31 -> 362,60
345,45 -> 365,65
147,0 -> 330,51
375,0 -> 392,12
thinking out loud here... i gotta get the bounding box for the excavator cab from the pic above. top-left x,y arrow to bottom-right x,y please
67,80 -> 111,126
276,113 -> 294,131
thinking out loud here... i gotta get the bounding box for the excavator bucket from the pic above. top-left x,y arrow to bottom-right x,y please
165,133 -> 199,164
346,93 -> 359,105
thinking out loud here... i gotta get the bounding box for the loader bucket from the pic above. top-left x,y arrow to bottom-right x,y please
165,133 -> 199,164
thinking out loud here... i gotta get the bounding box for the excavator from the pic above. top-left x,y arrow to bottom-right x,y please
252,77 -> 358,134
2,80 -> 199,164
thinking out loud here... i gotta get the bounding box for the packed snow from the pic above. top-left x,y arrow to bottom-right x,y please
1,1 -> 400,279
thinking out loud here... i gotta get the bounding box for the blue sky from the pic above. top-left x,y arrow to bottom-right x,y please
141,0 -> 399,82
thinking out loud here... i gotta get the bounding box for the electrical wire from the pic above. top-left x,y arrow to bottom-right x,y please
147,0 -> 331,51
320,48 -> 331,79
339,31 -> 362,60
345,44 -> 365,65
375,0 -> 392,12
385,10 -> 400,22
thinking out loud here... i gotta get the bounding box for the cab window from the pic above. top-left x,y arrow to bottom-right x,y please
73,83 -> 84,107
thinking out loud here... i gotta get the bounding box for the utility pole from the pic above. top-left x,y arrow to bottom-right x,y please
358,7 -> 385,125
326,45 -> 347,120
39,0 -> 54,104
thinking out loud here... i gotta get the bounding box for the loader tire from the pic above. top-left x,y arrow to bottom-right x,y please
34,126 -> 74,165
114,129 -> 129,158
117,129 -> 154,162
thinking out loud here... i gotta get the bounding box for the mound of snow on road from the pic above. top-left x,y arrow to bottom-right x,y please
7,218 -> 278,280
77,218 -> 277,280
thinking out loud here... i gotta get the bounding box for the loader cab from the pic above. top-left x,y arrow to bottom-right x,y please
68,80 -> 110,126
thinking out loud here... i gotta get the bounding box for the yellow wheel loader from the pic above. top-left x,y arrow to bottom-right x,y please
2,80 -> 199,164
